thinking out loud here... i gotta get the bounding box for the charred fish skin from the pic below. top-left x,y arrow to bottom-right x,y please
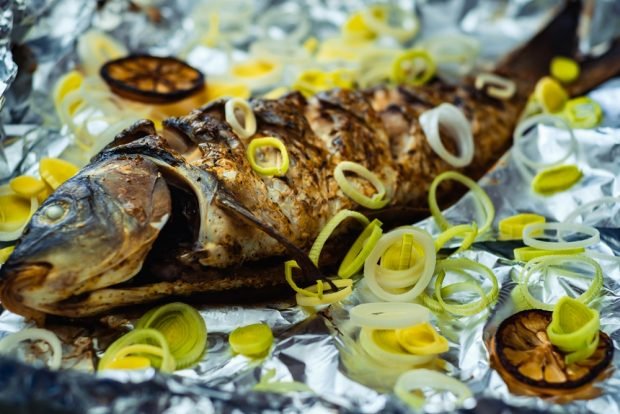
0,82 -> 526,319
0,155 -> 171,320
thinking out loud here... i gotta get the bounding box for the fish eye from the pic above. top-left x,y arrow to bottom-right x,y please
43,204 -> 66,221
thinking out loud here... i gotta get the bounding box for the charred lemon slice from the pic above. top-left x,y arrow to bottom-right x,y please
490,309 -> 613,401
100,55 -> 205,104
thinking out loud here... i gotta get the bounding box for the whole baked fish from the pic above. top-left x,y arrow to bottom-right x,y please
2,3 -> 620,320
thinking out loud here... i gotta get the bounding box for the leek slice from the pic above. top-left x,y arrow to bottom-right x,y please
135,302 -> 207,370
0,245 -> 15,264
247,137 -> 289,177
106,356 -> 151,370
420,259 -> 498,316
547,296 -> 600,364
513,246 -> 585,262
563,97 -> 602,129
391,49 -> 435,86
550,56 -> 580,84
295,279 -> 353,306
98,329 -> 176,373
39,158 -> 79,190
349,302 -> 430,330
517,255 -> 603,311
531,164 -> 582,195
229,323 -> 273,357
338,219 -> 383,278
308,209 -> 369,267
428,171 -> 495,236
395,323 -> 449,355
534,76 -> 568,113
522,222 -> 599,251
334,161 -> 389,209
394,369 -> 472,410
359,328 -> 434,366
498,213 -> 545,240
225,98 -> 257,139
434,223 -> 477,253
9,176 -> 46,198
0,328 -> 63,370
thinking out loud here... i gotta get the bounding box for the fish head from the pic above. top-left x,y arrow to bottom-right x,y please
0,155 -> 171,319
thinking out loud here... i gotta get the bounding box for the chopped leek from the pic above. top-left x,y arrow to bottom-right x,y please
395,323 -> 449,355
338,219 -> 383,278
229,323 -> 273,357
247,137 -> 289,177
9,176 -> 46,198
550,56 -> 580,84
334,161 -> 389,209
498,213 -> 545,240
391,49 -> 435,86
98,329 -> 176,373
135,302 -> 207,369
532,164 -> 582,195
563,97 -> 603,129
39,158 -> 79,190
534,76 -> 568,113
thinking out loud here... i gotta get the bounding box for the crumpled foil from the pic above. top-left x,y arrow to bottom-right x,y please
0,1 -> 620,413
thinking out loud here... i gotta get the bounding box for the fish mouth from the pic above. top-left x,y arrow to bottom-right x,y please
0,262 -> 52,322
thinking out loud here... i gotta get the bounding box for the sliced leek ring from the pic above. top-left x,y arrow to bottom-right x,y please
98,328 -> 176,373
0,328 -> 63,370
135,302 -> 207,369
359,328 -> 435,367
349,302 -> 430,330
247,137 -> 289,177
531,164 -> 582,195
334,161 -> 389,209
434,223 -> 477,252
546,296 -> 599,352
391,49 -> 435,86
295,279 -> 353,306
522,222 -> 599,251
517,254 -> 603,311
308,209 -> 369,267
513,246 -> 585,262
534,76 -> 568,113
225,98 -> 257,139
428,171 -> 495,236
563,97 -> 602,129
338,219 -> 383,278
498,213 -> 545,240
550,56 -> 580,84
9,176 -> 46,198
394,369 -> 472,410
229,323 -> 273,357
395,323 -> 449,355
39,158 -> 79,190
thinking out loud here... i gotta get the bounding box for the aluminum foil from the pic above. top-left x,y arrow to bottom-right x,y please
0,1 -> 620,413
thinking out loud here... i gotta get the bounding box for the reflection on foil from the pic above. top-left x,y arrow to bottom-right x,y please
0,0 -> 618,413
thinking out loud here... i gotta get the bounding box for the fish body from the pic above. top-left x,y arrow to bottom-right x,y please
0,82 -> 523,319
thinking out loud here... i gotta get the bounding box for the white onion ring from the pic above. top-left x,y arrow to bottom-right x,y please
523,222 -> 600,251
225,98 -> 257,139
364,227 -> 436,302
0,328 -> 63,370
350,303 -> 430,329
419,103 -> 474,168
512,115 -> 578,171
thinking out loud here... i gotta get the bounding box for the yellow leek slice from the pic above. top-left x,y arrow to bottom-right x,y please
0,245 -> 15,264
9,176 -> 46,198
391,49 -> 435,86
0,194 -> 38,241
547,296 -> 600,364
308,209 -> 369,267
334,161 -> 389,209
338,219 -> 383,278
284,260 -> 324,298
262,86 -> 289,100
550,56 -> 580,84
394,370 -> 472,410
52,70 -> 84,116
247,137 -> 289,176
428,171 -> 495,236
342,11 -> 378,41
534,76 -> 568,113
358,328 -> 434,366
106,356 -> 152,370
517,254 -> 603,311
295,279 -> 353,306
395,323 -> 449,355
98,328 -> 176,373
498,213 -> 546,240
381,234 -> 417,270
135,302 -> 207,370
229,323 -> 273,357
532,164 -> 582,195
39,158 -> 79,190
513,246 -> 585,262
563,97 -> 603,129
434,223 -> 478,252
